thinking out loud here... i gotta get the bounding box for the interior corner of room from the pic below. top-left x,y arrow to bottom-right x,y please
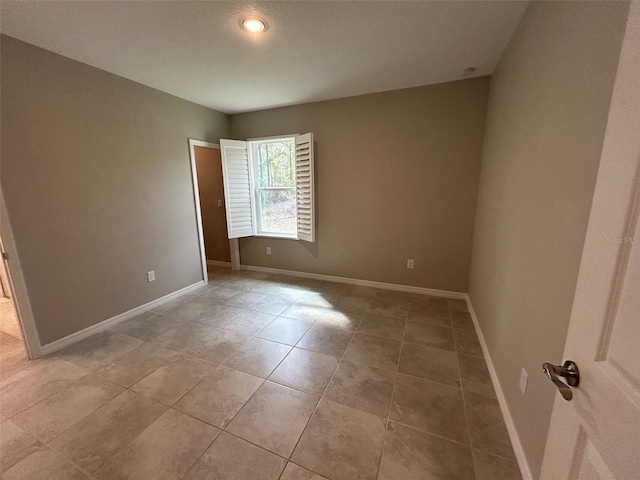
1,1 -> 638,479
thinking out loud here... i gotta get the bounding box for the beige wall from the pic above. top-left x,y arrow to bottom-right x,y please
0,35 -> 229,345
194,146 -> 231,263
231,78 -> 490,292
467,2 -> 629,477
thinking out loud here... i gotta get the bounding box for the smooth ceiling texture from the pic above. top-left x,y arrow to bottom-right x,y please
0,1 -> 527,113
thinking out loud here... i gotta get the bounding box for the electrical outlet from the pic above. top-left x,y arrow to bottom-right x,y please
266,247 -> 272,255
519,367 -> 528,395
407,259 -> 415,269
147,270 -> 156,283
217,199 -> 223,208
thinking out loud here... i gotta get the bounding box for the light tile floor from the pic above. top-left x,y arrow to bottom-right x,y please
0,268 -> 522,479
0,297 -> 22,341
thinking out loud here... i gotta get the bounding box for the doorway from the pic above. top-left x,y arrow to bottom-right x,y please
188,140 -> 236,278
0,250 -> 22,341
0,236 -> 27,363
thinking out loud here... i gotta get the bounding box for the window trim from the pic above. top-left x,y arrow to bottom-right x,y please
247,134 -> 300,141
249,136 -> 298,239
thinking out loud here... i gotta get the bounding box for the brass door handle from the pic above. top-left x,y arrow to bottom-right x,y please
542,360 -> 580,401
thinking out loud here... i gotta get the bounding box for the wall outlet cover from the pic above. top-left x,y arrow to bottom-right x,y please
407,259 -> 415,269
266,247 -> 272,255
147,270 -> 156,282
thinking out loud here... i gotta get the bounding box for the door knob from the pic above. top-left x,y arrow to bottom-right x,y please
542,360 -> 580,401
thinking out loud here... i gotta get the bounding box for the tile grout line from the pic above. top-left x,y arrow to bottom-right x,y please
1,272 -> 284,477
176,435 -> 218,480
2,382 -> 102,479
177,279 -> 362,479
1,366 -> 92,421
105,280 -> 281,480
384,418 -> 478,448
281,306 -> 369,478
449,303 -> 520,469
375,305 -> 409,478
44,282 -> 277,478
149,315 -> 501,459
450,299 -> 479,480
462,388 -> 480,480
199,273 -> 511,473
215,274 -> 371,477
166,291 -> 286,409
41,440 -> 100,479
15,375 -> 125,445
122,277 -> 359,402
118,283 -> 481,438
5,271 -> 486,479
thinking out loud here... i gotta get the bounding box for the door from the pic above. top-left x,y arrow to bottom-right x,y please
0,244 -> 22,341
0,248 -> 10,298
540,4 -> 640,480
194,145 -> 231,263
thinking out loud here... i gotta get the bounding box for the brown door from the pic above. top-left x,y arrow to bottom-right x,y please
194,146 -> 231,263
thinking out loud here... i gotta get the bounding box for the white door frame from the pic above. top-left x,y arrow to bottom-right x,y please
188,139 -> 240,281
0,189 -> 43,359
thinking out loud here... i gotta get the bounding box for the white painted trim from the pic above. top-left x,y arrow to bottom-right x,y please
188,139 -> 221,286
40,281 -> 205,356
247,134 -> 300,141
230,239 -> 241,271
0,189 -> 43,359
206,260 -> 231,268
465,295 -> 533,480
189,140 -> 220,150
253,233 -> 298,240
239,264 -> 466,299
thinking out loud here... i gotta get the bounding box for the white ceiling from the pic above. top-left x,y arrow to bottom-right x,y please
0,1 -> 528,114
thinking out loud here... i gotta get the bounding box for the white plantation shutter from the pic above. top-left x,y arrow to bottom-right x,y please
295,133 -> 315,242
220,139 -> 255,239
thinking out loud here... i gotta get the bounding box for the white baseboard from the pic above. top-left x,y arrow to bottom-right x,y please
206,260 -> 232,268
465,295 -> 533,480
239,264 -> 466,299
39,281 -> 205,356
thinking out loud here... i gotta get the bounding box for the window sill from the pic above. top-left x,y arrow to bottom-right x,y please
254,233 -> 298,240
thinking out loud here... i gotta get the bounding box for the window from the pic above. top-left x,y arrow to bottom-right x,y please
253,138 -> 297,237
219,133 -> 315,242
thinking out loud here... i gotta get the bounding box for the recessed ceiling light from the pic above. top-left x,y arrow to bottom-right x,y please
242,17 -> 266,33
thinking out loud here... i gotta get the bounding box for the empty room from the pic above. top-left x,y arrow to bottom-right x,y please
0,1 -> 638,479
